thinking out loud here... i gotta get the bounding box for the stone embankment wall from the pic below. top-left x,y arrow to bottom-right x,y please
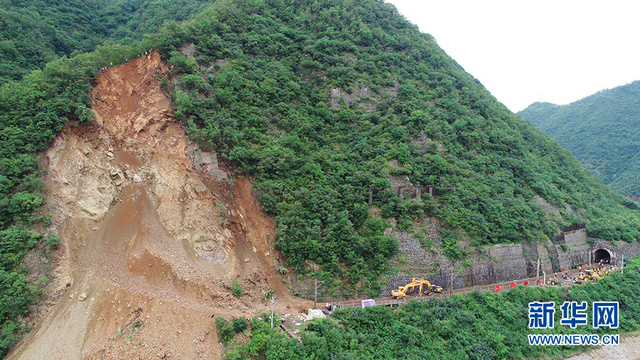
382,227 -> 640,295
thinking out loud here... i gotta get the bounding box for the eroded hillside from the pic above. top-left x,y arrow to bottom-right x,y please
8,52 -> 307,360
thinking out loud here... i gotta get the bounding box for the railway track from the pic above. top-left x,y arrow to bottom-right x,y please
324,263 -> 613,310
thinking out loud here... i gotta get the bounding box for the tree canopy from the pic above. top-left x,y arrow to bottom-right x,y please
0,0 -> 212,84
160,0 -> 640,290
1,0 -> 639,355
519,81 -> 640,198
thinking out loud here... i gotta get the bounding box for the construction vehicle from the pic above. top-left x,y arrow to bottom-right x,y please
392,278 -> 443,299
578,270 -> 602,282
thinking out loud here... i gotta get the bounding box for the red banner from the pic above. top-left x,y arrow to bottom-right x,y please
495,285 -> 502,292
510,281 -> 516,288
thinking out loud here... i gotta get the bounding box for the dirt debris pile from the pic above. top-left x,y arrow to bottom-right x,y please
9,52 -> 308,360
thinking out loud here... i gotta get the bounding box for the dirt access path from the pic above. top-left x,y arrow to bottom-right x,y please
8,52 -> 310,360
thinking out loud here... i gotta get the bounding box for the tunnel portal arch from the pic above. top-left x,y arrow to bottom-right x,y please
594,248 -> 612,264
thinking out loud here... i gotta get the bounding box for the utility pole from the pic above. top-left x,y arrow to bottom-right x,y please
542,270 -> 546,286
449,269 -> 453,297
621,254 -> 624,274
272,297 -> 276,329
313,277 -> 325,309
314,278 -> 318,308
310,262 -> 323,309
529,258 -> 541,284
529,258 -> 540,279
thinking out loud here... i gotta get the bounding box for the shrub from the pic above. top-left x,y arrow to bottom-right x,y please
215,317 -> 234,343
263,289 -> 275,302
232,317 -> 248,333
231,281 -> 242,298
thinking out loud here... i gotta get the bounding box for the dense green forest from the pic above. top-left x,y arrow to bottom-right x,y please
0,0 -> 212,84
519,81 -> 640,198
1,0 -> 640,355
221,256 -> 640,359
161,0 -> 640,289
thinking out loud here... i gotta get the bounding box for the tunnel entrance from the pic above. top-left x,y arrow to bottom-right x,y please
594,249 -> 611,264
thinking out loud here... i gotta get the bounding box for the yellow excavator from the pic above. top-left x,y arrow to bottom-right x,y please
392,278 -> 443,299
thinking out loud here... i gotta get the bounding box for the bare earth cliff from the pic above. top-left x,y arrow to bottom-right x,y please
8,52 -> 307,359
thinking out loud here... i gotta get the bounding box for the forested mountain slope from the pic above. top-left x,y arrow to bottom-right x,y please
0,0 -> 212,84
1,0 -> 640,356
519,81 -> 640,198
159,0 -> 640,268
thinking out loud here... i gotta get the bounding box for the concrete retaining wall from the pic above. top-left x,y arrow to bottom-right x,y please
381,226 -> 640,296
557,229 -> 591,270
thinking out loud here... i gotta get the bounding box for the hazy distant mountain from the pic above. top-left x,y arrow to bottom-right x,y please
519,81 -> 640,198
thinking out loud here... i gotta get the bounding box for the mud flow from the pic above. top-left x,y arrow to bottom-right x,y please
9,52 -> 308,360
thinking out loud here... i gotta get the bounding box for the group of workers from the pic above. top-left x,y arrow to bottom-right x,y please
543,259 -> 620,287
324,302 -> 342,313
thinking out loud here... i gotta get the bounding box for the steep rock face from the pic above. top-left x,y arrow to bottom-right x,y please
9,52 -> 304,360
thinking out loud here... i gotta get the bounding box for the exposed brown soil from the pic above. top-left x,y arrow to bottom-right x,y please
8,52 -> 310,360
